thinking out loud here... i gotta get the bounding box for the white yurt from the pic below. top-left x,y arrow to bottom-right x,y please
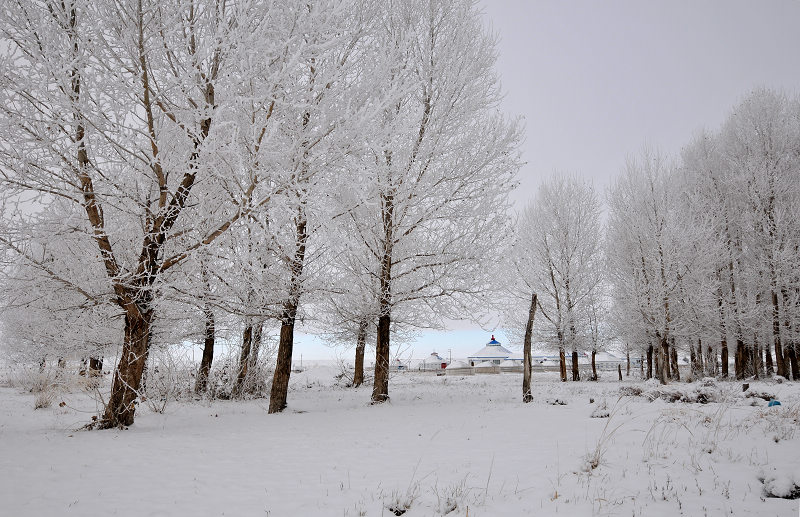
499,359 -> 523,373
474,360 -> 500,374
467,336 -> 512,366
419,351 -> 446,371
445,360 -> 474,375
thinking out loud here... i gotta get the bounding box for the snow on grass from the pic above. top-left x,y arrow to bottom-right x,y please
0,367 -> 798,516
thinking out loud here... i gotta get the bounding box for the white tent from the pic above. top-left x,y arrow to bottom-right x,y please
467,336 -> 511,366
419,352 -> 446,371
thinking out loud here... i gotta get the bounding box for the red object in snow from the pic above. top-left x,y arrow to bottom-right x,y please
441,362 -> 447,369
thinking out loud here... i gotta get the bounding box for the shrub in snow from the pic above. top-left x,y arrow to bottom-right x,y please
591,399 -> 610,418
744,389 -> 775,401
750,404 -> 799,442
618,385 -> 643,397
643,385 -> 718,404
760,468 -> 800,499
434,478 -> 471,515
34,387 -> 57,409
385,484 -> 419,516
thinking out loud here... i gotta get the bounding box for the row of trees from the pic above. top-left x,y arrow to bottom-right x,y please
0,0 -> 520,427
509,88 -> 800,386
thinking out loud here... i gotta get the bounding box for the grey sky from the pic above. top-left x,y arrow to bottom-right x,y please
482,0 -> 800,205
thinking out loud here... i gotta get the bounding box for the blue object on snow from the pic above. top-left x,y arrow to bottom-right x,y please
768,399 -> 781,407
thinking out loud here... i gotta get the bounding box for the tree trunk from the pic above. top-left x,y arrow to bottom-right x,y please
639,355 -> 644,378
268,202 -> 307,413
100,311 -> 151,428
658,339 -> 669,385
765,343 -> 774,375
735,339 -> 748,380
646,345 -> 653,380
249,323 -> 263,373
789,345 -> 799,381
590,350 -> 597,381
372,313 -> 391,402
752,343 -> 761,379
233,324 -> 253,398
626,350 -> 630,377
772,290 -> 787,377
670,344 -> 680,382
707,345 -> 717,377
559,347 -> 567,382
195,308 -> 215,394
372,182 -> 394,403
618,363 -> 622,381
522,293 -> 537,403
721,339 -> 728,378
89,357 -> 103,377
269,312 -> 297,413
353,318 -> 368,388
695,339 -> 703,378
571,350 -> 580,381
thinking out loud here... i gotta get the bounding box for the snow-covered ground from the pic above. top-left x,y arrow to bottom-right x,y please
1,367 -> 799,516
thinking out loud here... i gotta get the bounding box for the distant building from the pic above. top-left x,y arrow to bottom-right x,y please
467,336 -> 512,366
419,351 -> 447,371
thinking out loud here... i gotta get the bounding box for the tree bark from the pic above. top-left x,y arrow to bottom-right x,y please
626,350 -> 630,377
249,323 -> 263,381
100,311 -> 152,428
735,339 -> 748,380
788,345 -> 799,381
559,347 -> 567,382
694,339 -> 703,378
195,308 -> 215,394
590,350 -> 597,381
772,290 -> 787,377
372,313 -> 391,402
571,350 -> 580,381
89,357 -> 103,377
372,174 -> 394,403
522,293 -> 537,403
268,200 -> 307,413
765,343 -> 774,375
233,324 -> 253,398
353,318 -> 368,388
269,311 -> 297,413
756,345 -> 763,378
721,339 -> 728,378
706,345 -> 717,377
646,345 -> 653,380
658,338 -> 669,385
670,343 -> 680,381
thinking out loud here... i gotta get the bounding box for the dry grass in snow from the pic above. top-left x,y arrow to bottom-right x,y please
0,366 -> 799,516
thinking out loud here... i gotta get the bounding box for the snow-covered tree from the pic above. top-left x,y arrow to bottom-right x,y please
514,174 -> 603,381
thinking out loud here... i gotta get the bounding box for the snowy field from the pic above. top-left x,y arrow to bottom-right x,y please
1,367 -> 799,516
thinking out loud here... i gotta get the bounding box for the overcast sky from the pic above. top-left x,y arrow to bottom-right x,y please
306,0 -> 800,361
482,0 -> 800,206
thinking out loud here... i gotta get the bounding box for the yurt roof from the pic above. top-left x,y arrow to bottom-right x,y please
447,360 -> 470,369
421,353 -> 444,364
468,344 -> 512,359
499,359 -> 517,367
